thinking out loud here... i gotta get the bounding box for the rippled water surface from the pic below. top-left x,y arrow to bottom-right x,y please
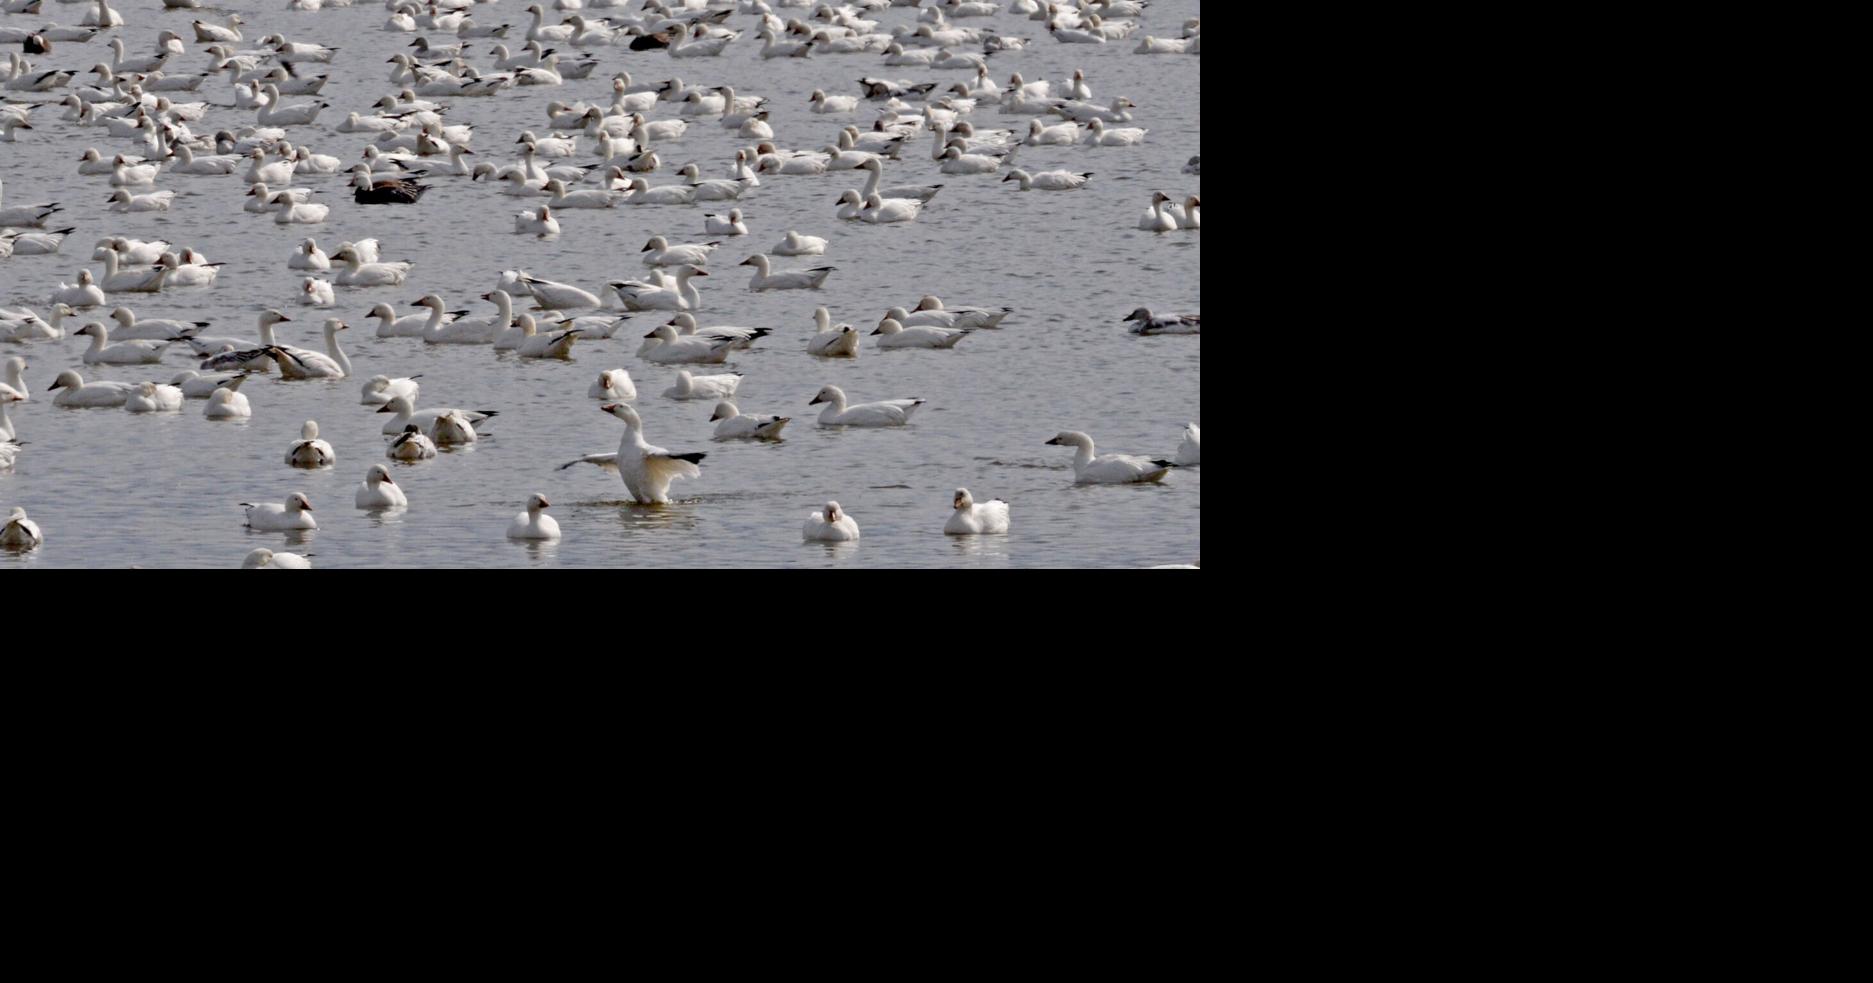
2,0 -> 1198,568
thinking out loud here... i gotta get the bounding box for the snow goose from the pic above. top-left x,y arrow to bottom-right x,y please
47,369 -> 135,407
857,157 -> 943,202
834,189 -> 867,221
619,176 -> 697,205
272,193 -> 329,224
1050,96 -> 1136,124
243,493 -> 317,531
360,374 -> 421,406
1002,167 -> 1093,191
516,205 -> 560,236
860,193 -> 924,223
873,317 -> 969,349
0,438 -> 18,472
611,266 -> 706,312
1122,307 -> 1200,335
0,389 -> 18,441
945,488 -> 1010,535
193,16 -> 244,44
909,295 -> 1013,328
513,315 -> 581,358
246,184 -> 310,214
662,369 -> 742,400
254,86 -> 327,127
429,410 -> 483,445
2,305 -> 66,342
0,179 -> 61,227
711,401 -> 789,440
356,464 -> 407,509
703,209 -> 748,235
641,236 -> 720,267
809,385 -> 923,427
938,144 -> 1006,174
53,271 -> 107,309
386,424 -> 437,460
1,507 -> 42,550
773,231 -> 828,256
560,403 -> 705,504
154,251 -> 224,289
1025,118 -> 1080,145
91,249 -> 171,294
124,381 -> 184,413
286,420 -> 335,467
741,254 -> 835,291
107,306 -> 205,341
204,384 -> 251,418
663,312 -> 768,349
803,501 -> 860,542
1175,424 -> 1200,465
638,323 -> 734,364
1082,118 -> 1147,146
108,189 -> 176,212
543,178 -> 618,209
1,226 -> 73,256
554,313 -> 629,339
376,394 -> 498,438
287,238 -> 330,271
507,493 -> 562,540
192,310 -> 292,370
810,89 -> 859,113
110,155 -> 161,187
242,547 -> 310,569
0,356 -> 24,403
331,245 -> 412,286
428,290 -> 514,344
265,318 -> 351,379
1137,191 -> 1178,232
669,23 -> 737,58
516,273 -> 601,310
170,370 -> 244,398
1045,432 -> 1174,484
302,278 -> 336,307
589,369 -> 636,400
806,307 -> 860,358
1173,194 -> 1201,229
75,323 -> 170,365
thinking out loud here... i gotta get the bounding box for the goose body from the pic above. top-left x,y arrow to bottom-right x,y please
809,385 -> 923,427
507,493 -> 562,540
48,369 -> 136,407
108,306 -> 206,341
807,307 -> 861,357
356,464 -> 407,508
662,369 -> 741,400
703,209 -> 748,234
945,488 -> 1010,535
243,493 -> 317,530
589,368 -> 636,400
242,548 -> 311,569
872,317 -> 969,349
638,323 -> 734,363
75,323 -> 170,364
711,400 -> 789,440
741,253 -> 835,291
641,236 -> 720,267
773,231 -> 828,256
360,374 -> 421,406
386,425 -> 438,460
169,370 -> 244,398
803,501 -> 860,542
1175,424 -> 1201,465
1122,307 -> 1200,335
559,403 -> 705,505
1,507 -> 42,550
1003,167 -> 1093,191
376,394 -> 497,438
286,420 -> 335,467
611,266 -> 706,312
203,385 -> 252,418
125,381 -> 184,413
266,318 -> 350,379
1046,431 -> 1174,484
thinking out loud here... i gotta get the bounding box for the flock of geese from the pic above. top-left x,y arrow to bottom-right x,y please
2,0 -> 1199,567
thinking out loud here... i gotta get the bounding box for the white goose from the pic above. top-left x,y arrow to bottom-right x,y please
1175,424 -> 1201,465
1083,118 -> 1148,146
859,192 -> 924,224
242,548 -> 311,569
203,384 -> 251,418
511,315 -> 581,358
124,381 -> 184,413
108,306 -> 205,341
773,230 -> 828,256
1045,431 -> 1175,484
611,266 -> 706,312
288,237 -> 329,270
808,306 -> 860,358
286,420 -> 335,467
376,394 -> 498,438
376,297 -> 459,339
331,245 -> 412,286
638,323 -> 735,364
170,370 -> 245,398
802,501 -> 860,542
193,310 -> 293,371
356,464 -> 407,508
302,278 -> 335,307
428,290 -> 513,344
711,400 -> 789,440
93,248 -> 172,293
662,369 -> 741,401
907,295 -> 1014,329
703,209 -> 747,235
386,425 -> 437,460
741,253 -> 835,291
266,318 -> 351,379
641,236 -> 720,267
1,507 -> 42,550
515,205 -> 560,236
108,189 -> 176,212
506,493 -> 562,540
75,323 -> 170,364
589,369 -> 636,400
663,312 -> 768,349
873,317 -> 969,349
1122,307 -> 1200,335
858,157 -> 943,202
360,374 -> 421,406
945,488 -> 1010,535
809,385 -> 924,427
516,273 -> 601,310
53,271 -> 107,308
47,369 -> 136,407
1137,191 -> 1178,232
272,193 -> 329,224
558,403 -> 706,505
242,493 -> 316,531
1002,167 -> 1093,191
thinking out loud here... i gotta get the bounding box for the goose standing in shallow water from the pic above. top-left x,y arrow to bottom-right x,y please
506,493 -> 561,540
803,502 -> 860,542
558,403 -> 706,505
282,420 -> 334,468
356,464 -> 407,508
243,493 -> 316,531
945,488 -> 1010,535
809,385 -> 924,427
1045,431 -> 1175,484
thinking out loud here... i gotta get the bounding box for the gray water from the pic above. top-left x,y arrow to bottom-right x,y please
2,0 -> 1198,569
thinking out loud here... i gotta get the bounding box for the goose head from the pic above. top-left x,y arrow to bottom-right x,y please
367,464 -> 394,487
527,493 -> 550,513
808,384 -> 844,407
287,493 -> 312,513
48,369 -> 85,392
709,401 -> 738,422
822,502 -> 845,523
871,318 -> 904,336
601,402 -> 641,427
953,488 -> 975,511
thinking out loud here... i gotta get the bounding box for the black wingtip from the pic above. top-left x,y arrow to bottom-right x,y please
1152,460 -> 1176,468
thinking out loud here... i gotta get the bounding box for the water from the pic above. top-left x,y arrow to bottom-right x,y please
2,0 -> 1199,569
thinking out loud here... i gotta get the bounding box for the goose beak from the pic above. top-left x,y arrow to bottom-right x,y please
808,395 -> 823,405
376,404 -> 393,413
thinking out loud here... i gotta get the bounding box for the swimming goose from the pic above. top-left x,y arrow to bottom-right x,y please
741,254 -> 835,291
360,374 -> 421,406
386,424 -> 437,460
945,488 -> 1010,535
873,317 -> 970,349
908,296 -> 1013,329
859,192 -> 925,223
1,507 -> 42,550
1025,118 -> 1081,145
428,290 -> 514,344
589,369 -> 636,400
254,85 -> 327,127
703,209 -> 748,234
637,323 -> 734,364
331,245 -> 412,286
710,400 -> 790,440
246,184 -> 310,214
242,547 -> 310,568
856,157 -> 944,202
803,501 -> 860,542
807,307 -> 861,358
554,313 -> 630,339
194,310 -> 292,371
0,356 -> 24,404
512,315 -> 581,358
356,464 -> 407,508
663,312 -> 769,349
669,23 -> 737,58
92,249 -> 172,294
641,236 -> 720,267
937,144 -> 1007,174
192,16 -> 244,44
1002,167 -> 1093,191
369,299 -> 452,339
110,154 -> 161,187
1046,431 -> 1174,484
1137,192 -> 1178,232
376,394 -> 498,438
1,304 -> 68,342
152,251 -> 223,289
124,381 -> 184,413
301,278 -> 336,308
611,266 -> 706,312
559,403 -> 706,504
1082,118 -> 1148,146
541,177 -> 618,209
516,273 -> 601,310
243,493 -> 317,531
1122,307 -> 1200,335
1171,194 -> 1201,229
108,189 -> 176,212
809,385 -> 923,427
107,307 -> 205,342
507,493 -> 562,540
1050,96 -> 1136,124
47,369 -> 136,407
75,323 -> 170,364
1,226 -> 73,256
271,193 -> 329,224
773,231 -> 828,256
286,420 -> 335,467
52,270 -> 107,308
350,167 -> 430,204
264,319 -> 351,379
170,370 -> 244,398
0,389 -> 19,441
810,89 -> 859,113
203,384 -> 251,418
662,369 -> 741,400
619,176 -> 696,205
515,205 -> 560,236
0,438 -> 18,473
0,179 -> 61,227
1175,423 -> 1201,465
